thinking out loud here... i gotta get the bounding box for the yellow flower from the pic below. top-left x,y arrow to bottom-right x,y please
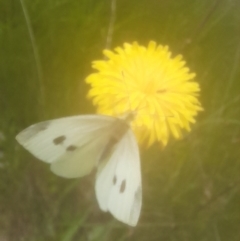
86,41 -> 203,147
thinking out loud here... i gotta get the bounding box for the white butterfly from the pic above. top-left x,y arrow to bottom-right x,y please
16,114 -> 142,226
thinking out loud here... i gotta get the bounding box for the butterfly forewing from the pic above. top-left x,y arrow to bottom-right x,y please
95,128 -> 142,226
16,115 -> 116,178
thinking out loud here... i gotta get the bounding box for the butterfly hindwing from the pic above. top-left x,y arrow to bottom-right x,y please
50,134 -> 108,178
16,115 -> 116,178
95,128 -> 142,226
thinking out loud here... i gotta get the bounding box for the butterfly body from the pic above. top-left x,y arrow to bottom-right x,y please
16,114 -> 142,226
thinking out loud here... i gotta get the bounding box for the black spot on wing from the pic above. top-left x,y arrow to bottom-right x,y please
113,175 -> 117,185
120,179 -> 126,193
53,135 -> 66,145
66,145 -> 77,151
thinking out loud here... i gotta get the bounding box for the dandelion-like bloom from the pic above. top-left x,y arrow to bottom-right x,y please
86,41 -> 203,147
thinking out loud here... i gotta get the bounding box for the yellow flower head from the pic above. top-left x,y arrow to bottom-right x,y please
86,41 -> 203,147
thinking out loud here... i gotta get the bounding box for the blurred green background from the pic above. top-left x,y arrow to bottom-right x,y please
0,0 -> 240,240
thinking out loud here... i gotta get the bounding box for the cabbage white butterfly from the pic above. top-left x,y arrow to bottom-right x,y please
16,114 -> 142,226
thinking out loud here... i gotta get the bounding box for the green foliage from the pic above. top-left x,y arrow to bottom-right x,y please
0,0 -> 239,240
